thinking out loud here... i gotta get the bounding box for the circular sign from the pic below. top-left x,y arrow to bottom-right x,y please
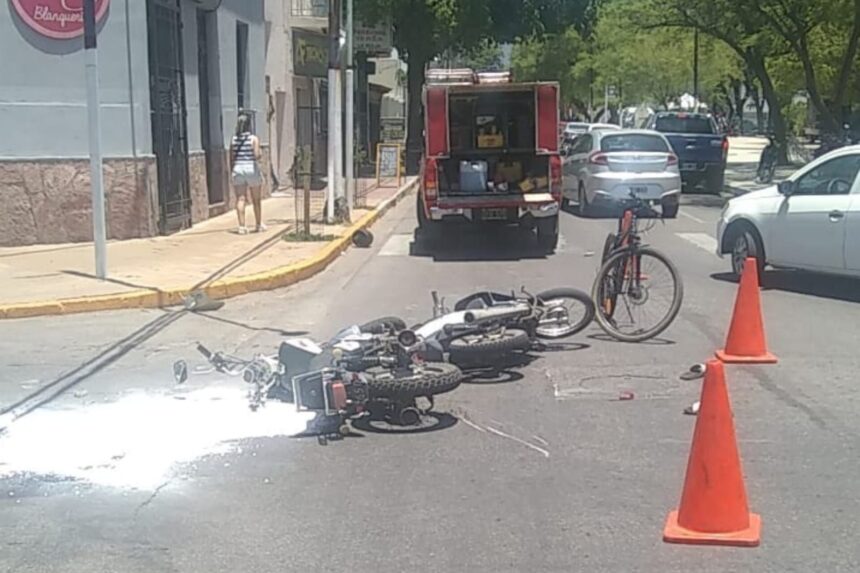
11,0 -> 111,40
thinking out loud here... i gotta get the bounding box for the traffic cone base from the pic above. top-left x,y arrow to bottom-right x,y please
663,510 -> 761,547
715,348 -> 777,364
717,258 -> 778,364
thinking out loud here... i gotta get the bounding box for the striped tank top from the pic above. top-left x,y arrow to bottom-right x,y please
232,132 -> 257,166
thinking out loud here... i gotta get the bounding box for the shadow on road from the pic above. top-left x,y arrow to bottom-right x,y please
712,270 -> 860,303
351,412 -> 459,436
587,332 -> 676,346
409,227 -> 550,261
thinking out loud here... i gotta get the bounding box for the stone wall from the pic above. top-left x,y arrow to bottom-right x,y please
0,157 -> 158,247
188,152 -> 209,225
0,148 -> 272,247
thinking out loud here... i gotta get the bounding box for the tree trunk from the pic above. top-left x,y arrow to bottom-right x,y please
405,47 -> 430,175
746,52 -> 788,163
796,35 -> 838,133
834,0 -> 860,120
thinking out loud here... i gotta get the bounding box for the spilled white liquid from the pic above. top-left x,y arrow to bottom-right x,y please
0,385 -> 315,490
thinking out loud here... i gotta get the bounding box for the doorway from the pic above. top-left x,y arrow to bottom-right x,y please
196,7 -> 224,205
147,0 -> 192,233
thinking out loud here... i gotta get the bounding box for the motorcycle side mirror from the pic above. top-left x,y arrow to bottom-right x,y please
173,360 -> 188,384
777,180 -> 794,196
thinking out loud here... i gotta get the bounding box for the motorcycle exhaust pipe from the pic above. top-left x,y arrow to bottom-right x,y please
464,305 -> 530,324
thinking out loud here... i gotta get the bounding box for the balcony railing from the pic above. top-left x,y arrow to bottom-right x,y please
291,0 -> 328,18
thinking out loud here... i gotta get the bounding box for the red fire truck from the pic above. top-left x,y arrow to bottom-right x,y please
416,69 -> 562,253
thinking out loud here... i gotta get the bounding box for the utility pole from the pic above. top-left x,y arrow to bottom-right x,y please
345,0 -> 355,212
693,29 -> 700,105
326,0 -> 343,221
84,0 -> 107,279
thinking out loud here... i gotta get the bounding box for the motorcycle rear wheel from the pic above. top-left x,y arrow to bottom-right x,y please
366,362 -> 463,399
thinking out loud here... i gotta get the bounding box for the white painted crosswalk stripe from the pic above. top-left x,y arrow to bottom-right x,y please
676,232 -> 718,255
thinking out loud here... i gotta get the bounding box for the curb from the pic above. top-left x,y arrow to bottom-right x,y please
0,180 -> 417,320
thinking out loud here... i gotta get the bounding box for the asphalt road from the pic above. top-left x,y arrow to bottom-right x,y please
2,194 -> 860,572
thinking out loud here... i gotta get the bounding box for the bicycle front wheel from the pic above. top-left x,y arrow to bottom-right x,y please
592,247 -> 683,342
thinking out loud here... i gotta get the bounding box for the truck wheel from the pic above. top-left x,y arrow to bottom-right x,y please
416,194 -> 441,242
662,203 -> 679,219
536,216 -> 559,253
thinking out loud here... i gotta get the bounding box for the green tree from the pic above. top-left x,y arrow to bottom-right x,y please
441,40 -> 504,72
747,0 -> 860,131
511,28 -> 591,112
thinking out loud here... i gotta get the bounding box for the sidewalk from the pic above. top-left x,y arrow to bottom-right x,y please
724,136 -> 802,196
0,177 -> 415,319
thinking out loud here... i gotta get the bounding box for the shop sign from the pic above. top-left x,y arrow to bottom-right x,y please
293,29 -> 329,78
354,22 -> 392,55
11,0 -> 111,40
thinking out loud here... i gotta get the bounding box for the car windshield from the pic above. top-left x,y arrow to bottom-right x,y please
654,115 -> 715,134
601,134 -> 669,152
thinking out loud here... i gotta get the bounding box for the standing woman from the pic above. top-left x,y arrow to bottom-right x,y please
230,113 -> 266,234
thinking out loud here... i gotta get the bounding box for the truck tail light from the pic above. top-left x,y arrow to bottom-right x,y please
722,137 -> 729,160
588,152 -> 609,166
423,158 -> 438,202
549,155 -> 562,198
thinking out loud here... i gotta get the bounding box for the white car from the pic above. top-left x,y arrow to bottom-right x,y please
717,145 -> 860,277
563,129 -> 681,217
587,123 -> 621,133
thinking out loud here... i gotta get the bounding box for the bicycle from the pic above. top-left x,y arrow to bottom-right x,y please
592,192 -> 684,342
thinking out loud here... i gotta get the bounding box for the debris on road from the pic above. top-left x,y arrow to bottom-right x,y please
680,363 -> 706,381
618,391 -> 635,401
184,291 -> 225,313
684,401 -> 701,416
73,390 -> 88,399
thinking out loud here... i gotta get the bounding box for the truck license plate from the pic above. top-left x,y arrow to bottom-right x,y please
482,208 -> 508,221
681,162 -> 697,171
630,186 -> 648,196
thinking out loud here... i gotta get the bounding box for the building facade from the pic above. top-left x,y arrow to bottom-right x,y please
0,0 -> 267,246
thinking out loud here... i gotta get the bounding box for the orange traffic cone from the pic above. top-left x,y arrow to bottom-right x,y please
663,360 -> 761,547
716,258 -> 777,364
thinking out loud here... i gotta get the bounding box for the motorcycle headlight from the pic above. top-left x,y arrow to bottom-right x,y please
398,329 -> 418,348
332,348 -> 344,361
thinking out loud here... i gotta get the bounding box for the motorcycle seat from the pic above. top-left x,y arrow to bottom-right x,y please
454,291 -> 516,311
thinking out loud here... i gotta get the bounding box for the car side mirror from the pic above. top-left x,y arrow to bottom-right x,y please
777,180 -> 794,196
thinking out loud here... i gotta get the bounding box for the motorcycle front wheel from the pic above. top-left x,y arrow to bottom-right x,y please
447,329 -> 531,363
533,288 -> 596,339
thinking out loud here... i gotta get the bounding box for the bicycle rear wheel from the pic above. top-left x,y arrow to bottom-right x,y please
592,247 -> 683,342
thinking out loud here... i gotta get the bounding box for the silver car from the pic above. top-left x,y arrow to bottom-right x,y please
562,129 -> 681,218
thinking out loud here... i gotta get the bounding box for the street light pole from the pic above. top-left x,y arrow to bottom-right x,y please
327,0 -> 343,222
84,0 -> 107,279
693,29 -> 700,104
345,0 -> 355,212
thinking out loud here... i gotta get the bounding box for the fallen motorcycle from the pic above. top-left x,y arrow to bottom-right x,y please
178,326 -> 463,442
363,287 -> 595,366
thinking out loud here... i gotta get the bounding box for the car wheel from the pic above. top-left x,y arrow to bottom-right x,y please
578,186 -> 591,217
662,203 -> 679,219
730,226 -> 765,278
